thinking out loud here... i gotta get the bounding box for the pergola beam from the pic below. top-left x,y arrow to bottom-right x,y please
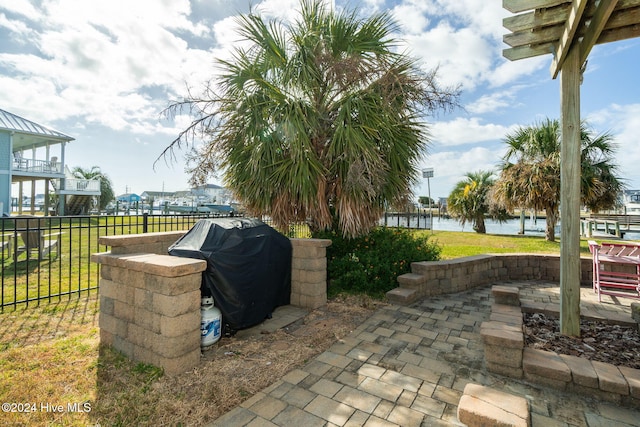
503,0 -> 568,14
503,0 -> 640,62
579,0 -> 619,66
503,3 -> 570,32
599,23 -> 640,43
504,5 -> 640,48
503,43 -> 555,61
550,0 -> 588,78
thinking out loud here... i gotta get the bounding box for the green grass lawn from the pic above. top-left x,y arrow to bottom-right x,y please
418,229 -> 597,260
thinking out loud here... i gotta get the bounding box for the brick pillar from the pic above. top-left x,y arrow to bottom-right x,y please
92,252 -> 206,376
290,238 -> 332,309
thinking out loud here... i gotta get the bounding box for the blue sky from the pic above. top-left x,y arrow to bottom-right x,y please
1,0 -> 639,202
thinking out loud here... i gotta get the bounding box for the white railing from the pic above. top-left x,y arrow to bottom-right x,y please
12,158 -> 61,174
63,179 -> 100,192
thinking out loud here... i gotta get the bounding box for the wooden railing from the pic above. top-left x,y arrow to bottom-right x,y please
580,218 -> 621,238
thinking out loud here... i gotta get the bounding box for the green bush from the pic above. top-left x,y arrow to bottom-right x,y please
313,227 -> 441,298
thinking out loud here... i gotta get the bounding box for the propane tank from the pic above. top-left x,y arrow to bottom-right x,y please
200,297 -> 222,349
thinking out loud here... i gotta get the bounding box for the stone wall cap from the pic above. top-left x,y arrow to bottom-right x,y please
98,231 -> 187,247
290,238 -> 332,247
92,252 -> 206,277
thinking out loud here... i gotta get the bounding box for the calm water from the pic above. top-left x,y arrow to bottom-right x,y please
381,215 -> 640,241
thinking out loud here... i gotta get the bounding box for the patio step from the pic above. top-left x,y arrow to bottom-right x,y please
397,272 -> 425,289
386,287 -> 420,306
457,383 -> 530,427
492,285 -> 520,306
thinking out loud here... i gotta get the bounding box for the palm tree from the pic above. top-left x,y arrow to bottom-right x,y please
448,170 -> 502,233
71,166 -> 115,212
580,127 -> 625,212
492,118 -> 624,241
161,0 -> 459,238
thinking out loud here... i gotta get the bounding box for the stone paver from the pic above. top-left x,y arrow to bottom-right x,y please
208,282 -> 640,426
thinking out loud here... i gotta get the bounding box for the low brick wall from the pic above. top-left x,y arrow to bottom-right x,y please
96,233 -> 332,312
92,232 -> 331,375
481,285 -> 640,408
389,254 -> 593,304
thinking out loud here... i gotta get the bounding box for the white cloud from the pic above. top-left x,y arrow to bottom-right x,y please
430,0 -> 506,41
586,103 -> 640,190
430,117 -> 511,147
390,0 -> 550,92
361,0 -> 385,14
0,12 -> 31,35
466,90 -> 517,114
490,55 -> 548,88
391,1 -> 434,35
399,21 -> 495,90
0,0 -> 218,133
0,0 -> 39,20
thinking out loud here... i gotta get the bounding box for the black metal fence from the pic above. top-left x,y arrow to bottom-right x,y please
0,211 -> 416,312
0,213 -> 229,312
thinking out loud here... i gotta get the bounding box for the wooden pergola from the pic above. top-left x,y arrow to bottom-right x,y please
502,0 -> 640,336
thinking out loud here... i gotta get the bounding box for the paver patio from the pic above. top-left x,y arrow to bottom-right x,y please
210,281 -> 640,426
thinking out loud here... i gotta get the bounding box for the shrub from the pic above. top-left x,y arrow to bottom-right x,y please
313,227 -> 441,298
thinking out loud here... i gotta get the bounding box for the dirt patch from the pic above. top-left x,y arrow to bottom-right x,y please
130,295 -> 383,425
523,312 -> 640,369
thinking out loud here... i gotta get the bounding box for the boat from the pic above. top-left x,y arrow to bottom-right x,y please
166,205 -> 212,214
203,204 -> 235,214
624,191 -> 640,214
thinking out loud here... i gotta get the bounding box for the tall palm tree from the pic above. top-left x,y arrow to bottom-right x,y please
162,0 -> 458,238
71,166 -> 115,212
493,118 -> 624,241
448,170 -> 499,234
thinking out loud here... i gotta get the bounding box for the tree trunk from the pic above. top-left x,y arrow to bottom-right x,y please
474,216 -> 486,234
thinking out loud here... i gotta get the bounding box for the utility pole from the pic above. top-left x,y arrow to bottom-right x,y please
422,168 -> 434,233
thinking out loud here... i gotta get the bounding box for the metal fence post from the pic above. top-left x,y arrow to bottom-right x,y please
143,213 -> 148,233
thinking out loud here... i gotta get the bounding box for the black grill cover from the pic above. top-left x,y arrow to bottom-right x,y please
168,218 -> 291,333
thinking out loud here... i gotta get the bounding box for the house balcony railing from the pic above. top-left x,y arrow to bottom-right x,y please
60,179 -> 101,192
12,158 -> 61,174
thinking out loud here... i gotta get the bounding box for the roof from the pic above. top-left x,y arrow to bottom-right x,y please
116,193 -> 141,201
503,0 -> 640,77
0,108 -> 74,150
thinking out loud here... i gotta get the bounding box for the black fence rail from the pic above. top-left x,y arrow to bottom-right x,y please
0,213 -> 229,312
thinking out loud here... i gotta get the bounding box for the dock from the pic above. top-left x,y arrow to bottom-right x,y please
580,215 -> 640,240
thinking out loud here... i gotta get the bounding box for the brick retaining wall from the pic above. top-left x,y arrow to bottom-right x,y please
92,232 -> 330,375
481,285 -> 640,408
388,254 -> 593,304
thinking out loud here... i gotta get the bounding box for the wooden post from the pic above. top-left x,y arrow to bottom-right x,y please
30,179 -> 36,215
18,181 -> 23,214
44,179 -> 50,216
560,46 -> 581,337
